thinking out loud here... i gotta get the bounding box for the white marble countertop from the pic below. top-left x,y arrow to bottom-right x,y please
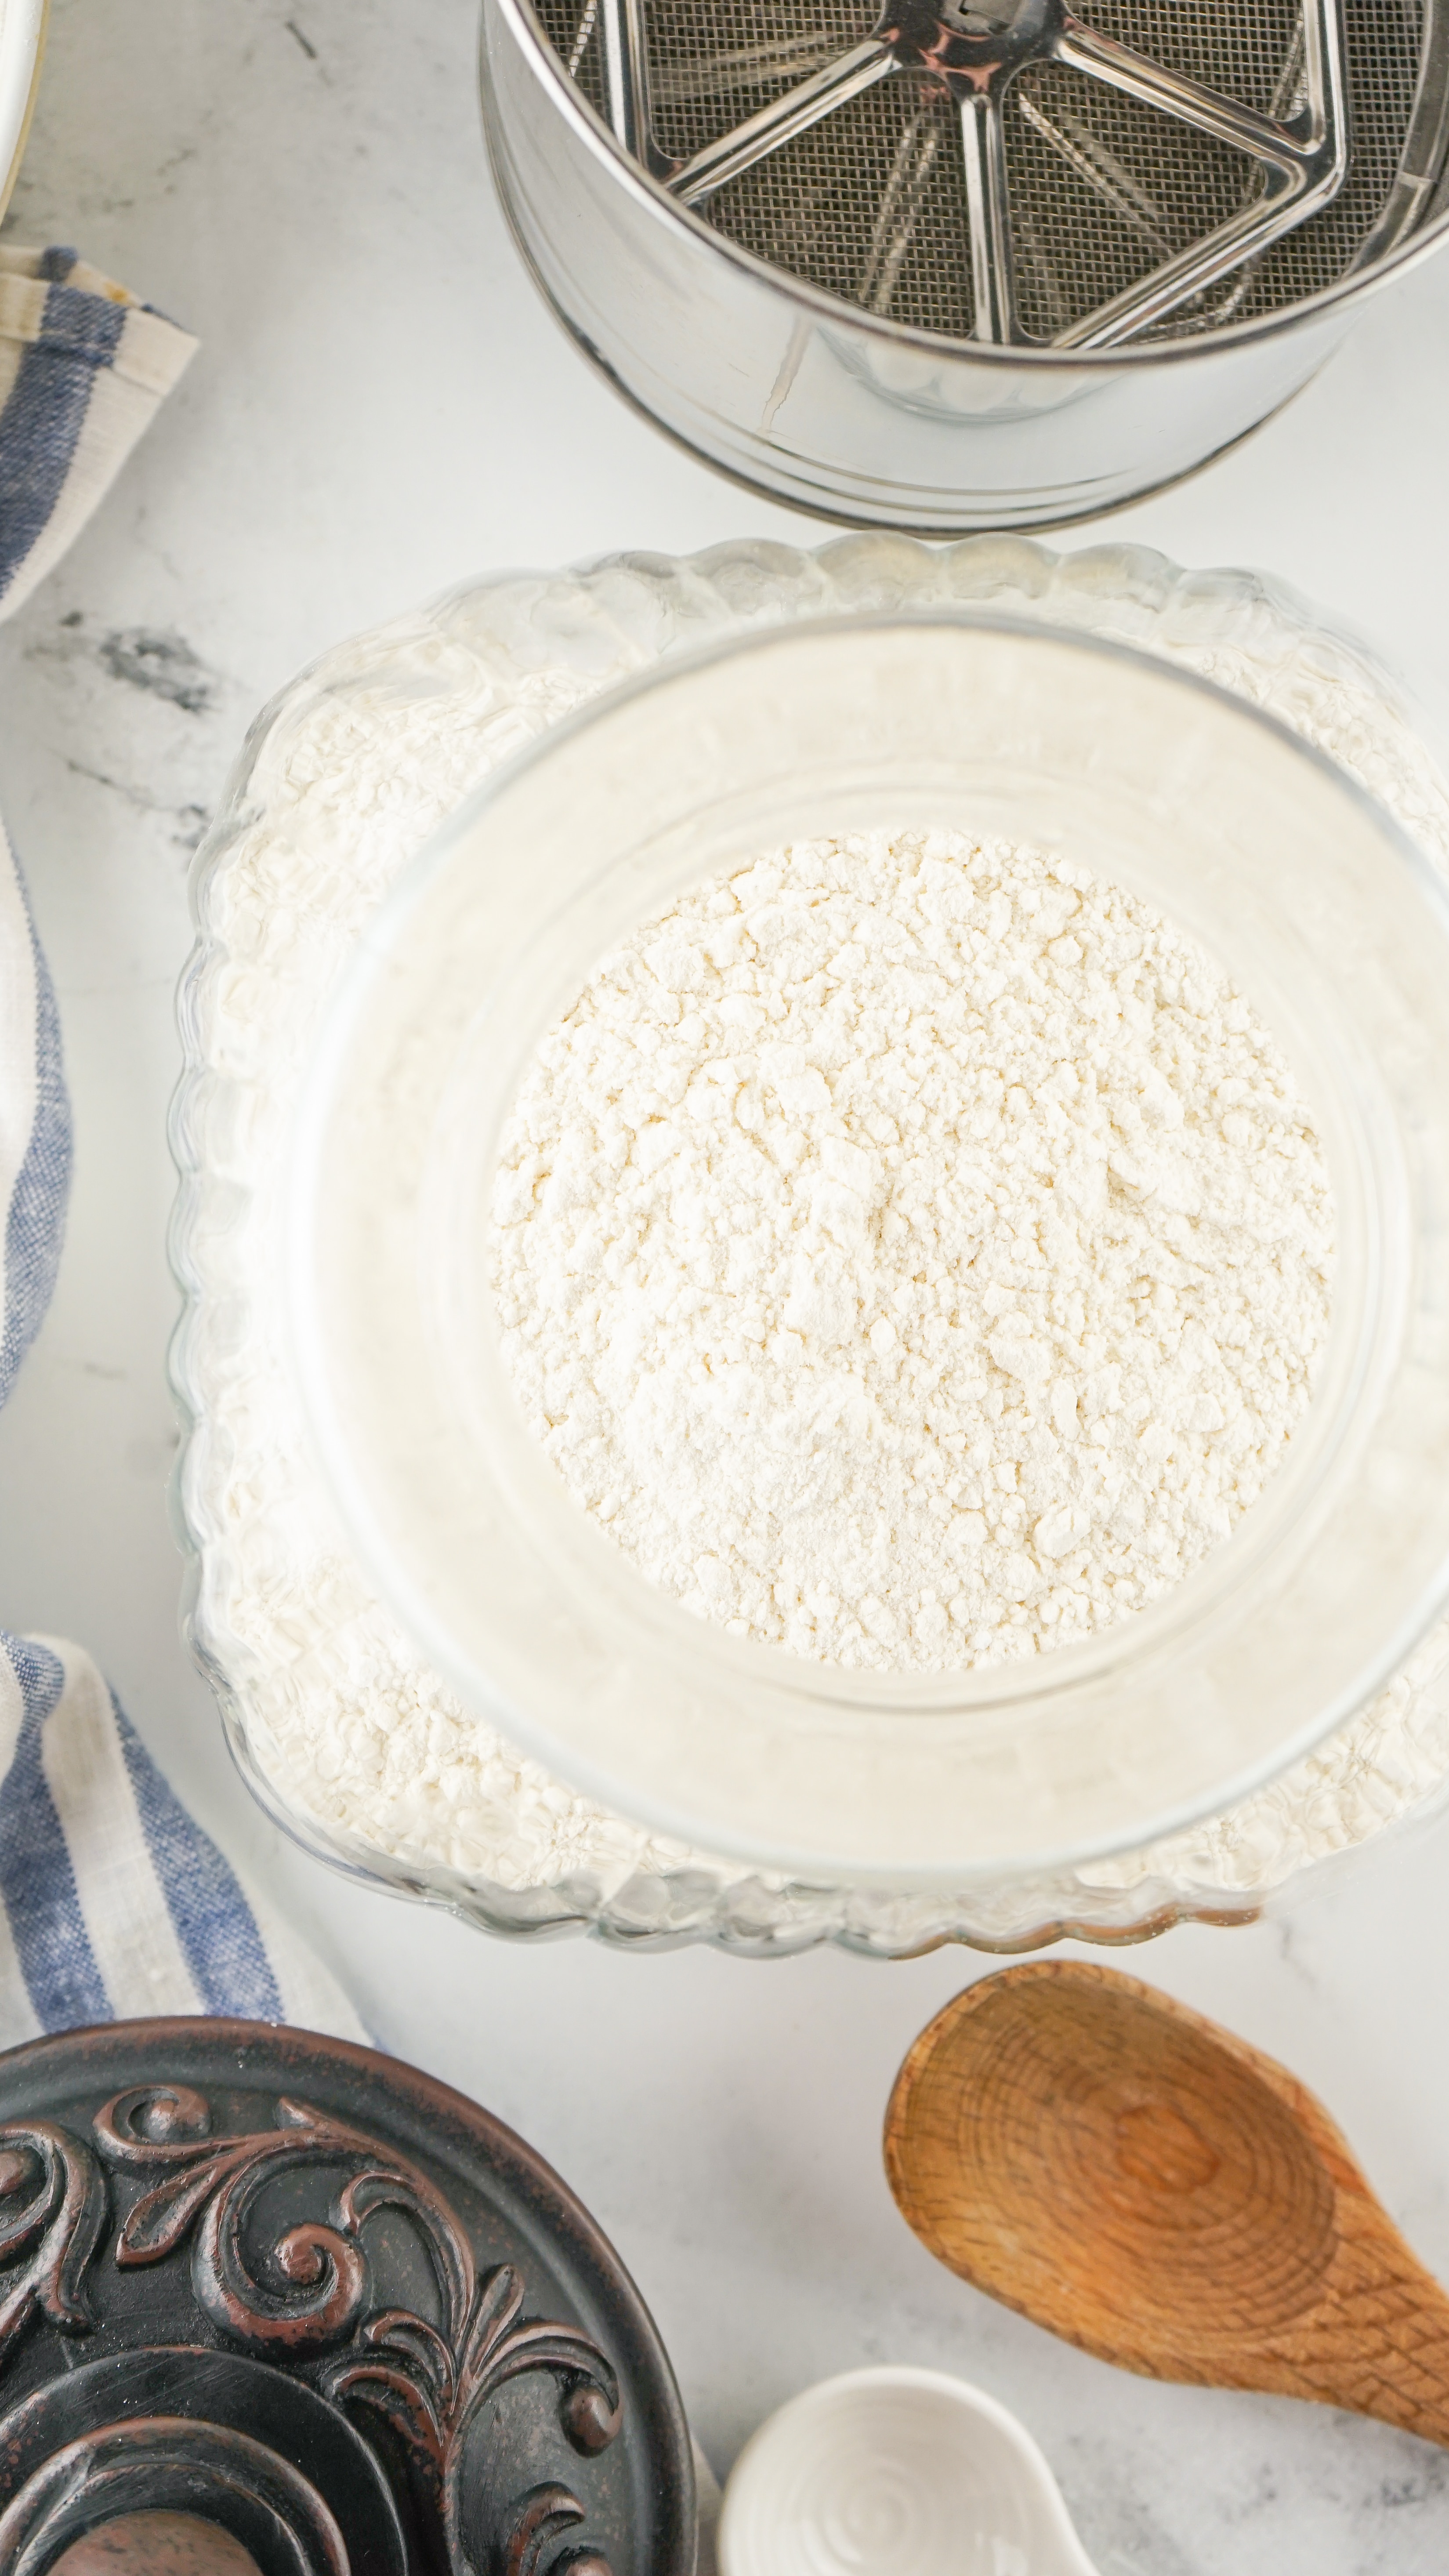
4,5 -> 1449,2569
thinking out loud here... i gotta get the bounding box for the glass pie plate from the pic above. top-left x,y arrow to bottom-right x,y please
171,533 -> 1449,1954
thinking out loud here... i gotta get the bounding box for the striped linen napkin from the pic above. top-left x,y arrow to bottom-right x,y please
0,245 -> 197,620
0,813 -> 65,1409
0,248 -> 364,2044
0,1636 -> 363,2045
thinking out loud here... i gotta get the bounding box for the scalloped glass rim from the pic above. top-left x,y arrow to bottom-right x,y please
170,531 -> 1449,1953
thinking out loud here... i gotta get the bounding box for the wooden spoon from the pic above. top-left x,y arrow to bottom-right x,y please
884,1960 -> 1449,2446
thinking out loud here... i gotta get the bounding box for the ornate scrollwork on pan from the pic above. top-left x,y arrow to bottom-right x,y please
501,2482 -> 613,2576
0,2119 -> 106,2362
87,2084 -> 622,2574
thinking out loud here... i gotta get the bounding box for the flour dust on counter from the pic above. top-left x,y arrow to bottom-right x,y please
490,828 -> 1334,1673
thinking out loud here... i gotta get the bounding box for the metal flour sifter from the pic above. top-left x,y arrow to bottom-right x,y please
479,0 -> 1449,526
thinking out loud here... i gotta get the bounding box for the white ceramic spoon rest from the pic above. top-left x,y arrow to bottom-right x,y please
716,2366 -> 1098,2576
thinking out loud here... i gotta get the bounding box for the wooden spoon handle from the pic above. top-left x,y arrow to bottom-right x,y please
1263,2174 -> 1449,2451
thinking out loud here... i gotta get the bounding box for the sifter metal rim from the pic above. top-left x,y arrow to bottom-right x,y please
486,0 -> 1449,368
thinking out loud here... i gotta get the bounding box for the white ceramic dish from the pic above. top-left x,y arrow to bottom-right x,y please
290,611 -> 1449,1883
173,533 -> 1449,1951
717,2367 -> 1097,2576
0,0 -> 46,219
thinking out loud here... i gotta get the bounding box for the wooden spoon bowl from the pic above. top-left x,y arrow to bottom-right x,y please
885,1962 -> 1449,2445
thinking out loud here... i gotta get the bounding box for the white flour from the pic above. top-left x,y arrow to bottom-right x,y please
492,830 -> 1333,1672
181,545 -> 1449,1927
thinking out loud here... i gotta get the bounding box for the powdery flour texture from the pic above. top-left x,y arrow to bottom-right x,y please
490,827 -> 1334,1673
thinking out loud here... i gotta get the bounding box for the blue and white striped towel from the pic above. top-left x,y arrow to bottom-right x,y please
0,1637 -> 364,2046
0,816 -> 67,1412
0,246 -> 197,620
0,248 -> 363,2044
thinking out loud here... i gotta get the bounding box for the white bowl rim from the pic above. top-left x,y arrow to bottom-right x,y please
0,0 -> 47,224
286,607 -> 1449,1886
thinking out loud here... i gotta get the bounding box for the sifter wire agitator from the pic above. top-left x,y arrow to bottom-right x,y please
480,0 -> 1449,524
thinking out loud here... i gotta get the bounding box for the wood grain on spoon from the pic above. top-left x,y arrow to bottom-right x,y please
884,1961 -> 1449,2447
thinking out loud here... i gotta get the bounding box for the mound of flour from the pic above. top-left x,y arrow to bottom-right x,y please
186,544 -> 1449,1921
490,828 -> 1334,1673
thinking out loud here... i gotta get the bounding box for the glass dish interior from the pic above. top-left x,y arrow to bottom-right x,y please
288,610 -> 1449,1888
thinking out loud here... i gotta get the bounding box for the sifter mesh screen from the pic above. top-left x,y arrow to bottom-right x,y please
528,0 -> 1434,345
